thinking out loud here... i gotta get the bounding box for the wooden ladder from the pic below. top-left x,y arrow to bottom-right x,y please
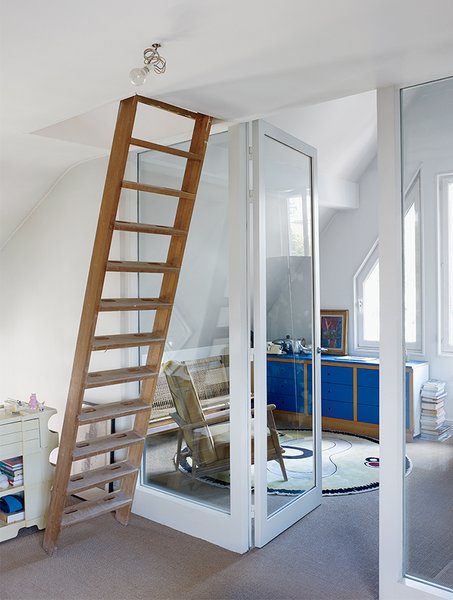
43,95 -> 212,554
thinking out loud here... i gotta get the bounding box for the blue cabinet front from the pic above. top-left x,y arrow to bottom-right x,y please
267,356 -> 418,431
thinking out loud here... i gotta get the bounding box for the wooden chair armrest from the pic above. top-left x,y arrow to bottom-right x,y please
169,409 -> 230,432
250,404 -> 276,417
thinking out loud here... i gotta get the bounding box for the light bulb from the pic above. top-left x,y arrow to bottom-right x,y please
129,66 -> 149,86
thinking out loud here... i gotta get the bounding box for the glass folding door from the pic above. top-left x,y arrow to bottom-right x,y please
133,130 -> 250,553
251,120 -> 322,547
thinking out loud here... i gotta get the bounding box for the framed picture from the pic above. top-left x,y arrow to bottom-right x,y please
320,310 -> 349,355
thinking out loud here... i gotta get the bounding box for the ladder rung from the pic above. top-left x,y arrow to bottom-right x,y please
92,332 -> 165,350
114,220 -> 187,236
99,298 -> 171,311
106,261 -> 179,274
135,95 -> 199,120
79,399 -> 150,424
85,366 -> 157,388
73,431 -> 144,460
67,461 -> 138,495
122,180 -> 195,200
61,491 -> 132,527
129,138 -> 201,161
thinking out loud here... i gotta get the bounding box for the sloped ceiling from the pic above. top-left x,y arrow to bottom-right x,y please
1,0 -> 453,247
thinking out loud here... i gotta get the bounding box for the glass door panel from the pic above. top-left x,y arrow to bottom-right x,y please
252,120 -> 322,547
401,77 -> 453,593
138,132 -> 231,513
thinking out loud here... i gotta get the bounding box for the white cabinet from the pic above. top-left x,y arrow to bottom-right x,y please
0,407 -> 58,542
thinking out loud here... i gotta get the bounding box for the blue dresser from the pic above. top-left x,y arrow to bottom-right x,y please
267,355 -> 429,438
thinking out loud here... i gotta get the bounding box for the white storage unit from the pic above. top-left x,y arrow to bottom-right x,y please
0,407 -> 58,542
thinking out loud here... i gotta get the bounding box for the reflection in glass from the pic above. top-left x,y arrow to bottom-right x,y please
363,261 -> 380,342
263,134 -> 315,516
139,132 -> 231,513
402,77 -> 453,591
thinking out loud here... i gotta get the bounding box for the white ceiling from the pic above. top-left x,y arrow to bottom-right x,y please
1,0 -> 453,248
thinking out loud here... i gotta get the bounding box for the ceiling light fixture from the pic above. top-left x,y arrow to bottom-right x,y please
129,43 -> 166,86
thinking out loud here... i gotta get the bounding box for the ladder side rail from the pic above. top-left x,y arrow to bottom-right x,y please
115,114 -> 212,524
43,96 -> 138,554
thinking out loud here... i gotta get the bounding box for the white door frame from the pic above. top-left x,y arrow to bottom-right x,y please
378,86 -> 451,600
251,119 -> 322,548
132,125 -> 251,554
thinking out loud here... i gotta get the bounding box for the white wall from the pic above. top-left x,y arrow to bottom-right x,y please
319,157 -> 379,353
0,156 -> 136,433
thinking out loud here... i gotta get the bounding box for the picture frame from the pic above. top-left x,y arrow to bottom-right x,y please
320,309 -> 349,356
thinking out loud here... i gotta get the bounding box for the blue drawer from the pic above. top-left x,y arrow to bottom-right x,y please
321,365 -> 353,385
267,376 -> 297,396
322,400 -> 353,420
267,361 -> 291,379
358,404 -> 379,424
273,393 -> 304,413
358,386 -> 379,406
321,382 -> 353,404
357,368 -> 379,388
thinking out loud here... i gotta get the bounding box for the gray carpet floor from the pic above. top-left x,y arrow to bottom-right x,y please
0,436 -> 451,600
0,491 -> 379,600
405,436 -> 453,588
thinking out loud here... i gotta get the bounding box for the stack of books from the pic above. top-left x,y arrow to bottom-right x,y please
420,380 -> 451,441
0,456 -> 23,487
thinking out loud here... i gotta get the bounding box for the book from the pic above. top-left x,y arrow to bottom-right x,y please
421,423 -> 450,434
7,478 -> 24,486
420,391 -> 447,400
421,433 -> 451,442
0,457 -> 23,470
0,467 -> 23,476
421,428 -> 451,442
421,401 -> 445,408
422,410 -> 446,420
421,423 -> 446,430
422,406 -> 446,416
421,418 -> 446,425
0,510 -> 24,524
422,379 -> 446,391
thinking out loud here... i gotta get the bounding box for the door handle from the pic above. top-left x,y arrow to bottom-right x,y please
316,347 -> 328,354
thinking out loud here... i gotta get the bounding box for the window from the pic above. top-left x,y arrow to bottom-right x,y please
403,172 -> 422,352
288,192 -> 312,257
355,171 -> 422,351
355,242 -> 380,349
439,173 -> 453,354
